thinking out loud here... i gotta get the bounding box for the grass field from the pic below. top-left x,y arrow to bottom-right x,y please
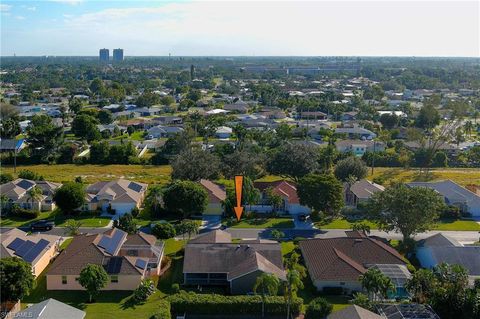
317,218 -> 480,231
0,210 -> 111,227
2,164 -> 172,184
228,218 -> 295,229
368,167 -> 480,187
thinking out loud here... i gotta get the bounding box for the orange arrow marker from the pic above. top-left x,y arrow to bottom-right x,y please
234,175 -> 244,221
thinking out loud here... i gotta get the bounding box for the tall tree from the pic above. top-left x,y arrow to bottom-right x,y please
162,181 -> 208,218
297,174 -> 344,217
283,270 -> 304,319
78,264 -> 109,303
113,213 -> 138,234
171,148 -> 221,181
334,156 -> 368,182
26,114 -> 63,163
267,143 -> 319,182
0,257 -> 35,302
53,182 -> 86,214
253,273 -> 280,318
71,114 -> 101,142
26,186 -> 43,210
359,268 -> 395,302
367,183 -> 445,240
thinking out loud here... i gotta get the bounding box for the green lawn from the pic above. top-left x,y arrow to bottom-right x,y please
316,218 -> 480,231
228,218 -> 294,229
0,210 -> 111,228
281,241 -> 296,256
434,219 -> 480,231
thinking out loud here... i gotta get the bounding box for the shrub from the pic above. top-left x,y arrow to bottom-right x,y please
133,279 -> 156,303
0,173 -> 14,184
305,297 -> 332,319
152,223 -> 176,239
440,205 -> 462,219
12,206 -> 40,219
131,206 -> 140,218
171,283 -> 180,293
18,169 -> 43,181
149,299 -> 171,319
166,291 -> 302,315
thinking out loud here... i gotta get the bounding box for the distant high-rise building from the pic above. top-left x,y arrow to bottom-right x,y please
113,49 -> 124,61
99,48 -> 109,62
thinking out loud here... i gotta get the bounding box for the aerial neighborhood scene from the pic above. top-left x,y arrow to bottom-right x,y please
0,1 -> 479,319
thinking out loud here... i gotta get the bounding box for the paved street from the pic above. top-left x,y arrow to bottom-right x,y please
2,225 -> 478,244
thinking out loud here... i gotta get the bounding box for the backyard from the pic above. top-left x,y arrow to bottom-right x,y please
226,217 -> 295,229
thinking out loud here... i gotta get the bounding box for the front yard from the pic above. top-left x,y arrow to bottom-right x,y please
226,217 -> 295,229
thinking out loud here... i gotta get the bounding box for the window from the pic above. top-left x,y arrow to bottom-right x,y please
62,276 -> 67,284
111,275 -> 119,283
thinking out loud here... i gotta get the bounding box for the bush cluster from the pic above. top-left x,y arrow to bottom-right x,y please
12,206 -> 40,219
149,299 -> 171,319
166,292 -> 303,315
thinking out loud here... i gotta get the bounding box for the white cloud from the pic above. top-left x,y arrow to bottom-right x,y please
27,6 -> 36,11
50,0 -> 83,5
15,15 -> 26,20
0,4 -> 12,12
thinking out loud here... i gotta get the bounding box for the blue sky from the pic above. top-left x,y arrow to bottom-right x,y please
1,0 -> 479,56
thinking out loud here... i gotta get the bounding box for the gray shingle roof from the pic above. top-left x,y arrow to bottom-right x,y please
15,298 -> 85,319
328,305 -> 383,319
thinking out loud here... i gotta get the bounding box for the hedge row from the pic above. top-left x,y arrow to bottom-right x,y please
166,292 -> 303,315
149,299 -> 171,319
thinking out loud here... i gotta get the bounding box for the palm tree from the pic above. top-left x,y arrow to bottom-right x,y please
359,268 -> 395,302
26,186 -> 43,210
146,186 -> 163,216
253,273 -> 280,318
283,270 -> 304,319
464,121 -> 474,138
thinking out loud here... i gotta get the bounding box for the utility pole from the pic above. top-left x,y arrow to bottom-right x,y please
371,139 -> 376,175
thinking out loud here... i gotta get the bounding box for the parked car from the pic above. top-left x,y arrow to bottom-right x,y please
31,220 -> 55,231
298,214 -> 307,222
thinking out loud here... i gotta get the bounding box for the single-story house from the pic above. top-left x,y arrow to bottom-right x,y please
183,230 -> 286,294
0,228 -> 60,277
250,180 -> 310,215
215,126 -> 233,139
407,180 -> 480,217
336,140 -> 385,156
416,233 -> 480,286
136,107 -> 162,117
340,112 -> 358,121
299,235 -> 407,295
345,179 -> 385,207
83,179 -> 147,215
206,109 -> 230,116
0,138 -> 27,153
15,298 -> 86,319
97,124 -> 127,135
147,125 -> 184,138
223,101 -> 249,113
46,228 -> 164,290
0,179 -> 61,211
335,125 -> 376,140
297,111 -> 327,120
327,305 -> 383,319
199,179 -> 226,216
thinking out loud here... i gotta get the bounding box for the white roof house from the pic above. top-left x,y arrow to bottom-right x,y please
407,180 -> 480,217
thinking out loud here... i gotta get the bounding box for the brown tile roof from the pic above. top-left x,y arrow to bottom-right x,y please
299,237 -> 405,282
254,180 -> 300,204
199,179 -> 226,203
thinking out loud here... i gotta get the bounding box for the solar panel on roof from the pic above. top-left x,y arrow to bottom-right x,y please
15,240 -> 35,258
23,239 -> 49,263
106,257 -> 123,274
127,182 -> 143,192
7,238 -> 25,251
135,259 -> 147,270
17,179 -> 35,190
105,229 -> 126,255
98,235 -> 110,249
